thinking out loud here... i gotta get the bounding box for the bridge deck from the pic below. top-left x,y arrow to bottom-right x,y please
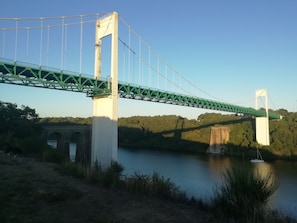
0,58 -> 281,119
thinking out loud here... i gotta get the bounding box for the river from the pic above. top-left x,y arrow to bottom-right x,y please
118,147 -> 297,219
51,141 -> 297,219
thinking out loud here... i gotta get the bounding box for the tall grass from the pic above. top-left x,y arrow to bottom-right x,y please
42,148 -> 65,164
61,161 -> 124,188
60,161 -> 188,202
123,172 -> 186,200
211,164 -> 279,220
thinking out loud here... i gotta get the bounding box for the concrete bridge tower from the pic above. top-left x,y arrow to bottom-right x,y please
255,89 -> 270,146
91,12 -> 118,168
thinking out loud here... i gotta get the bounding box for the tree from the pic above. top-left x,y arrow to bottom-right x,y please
0,101 -> 43,153
0,101 -> 40,138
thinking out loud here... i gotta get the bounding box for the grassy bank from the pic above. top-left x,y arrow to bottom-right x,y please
1,149 -> 296,222
42,149 -> 296,222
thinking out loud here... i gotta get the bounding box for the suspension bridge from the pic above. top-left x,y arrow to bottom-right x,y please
0,12 -> 281,168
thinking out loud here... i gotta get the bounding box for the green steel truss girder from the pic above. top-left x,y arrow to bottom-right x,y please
0,59 -> 111,97
0,59 -> 281,119
118,84 -> 281,120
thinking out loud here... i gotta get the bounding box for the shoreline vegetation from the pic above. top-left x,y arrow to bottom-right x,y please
1,150 -> 296,222
40,110 -> 297,161
0,151 -> 211,223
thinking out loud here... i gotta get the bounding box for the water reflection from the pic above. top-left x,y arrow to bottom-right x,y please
118,147 -> 297,219
69,143 -> 76,162
207,156 -> 231,182
269,160 -> 297,218
252,161 -> 273,176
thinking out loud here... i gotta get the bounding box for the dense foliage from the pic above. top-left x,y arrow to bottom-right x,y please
118,114 -> 241,152
119,115 -> 209,152
269,109 -> 297,156
0,102 -> 39,137
38,110 -> 297,158
118,112 -> 297,158
40,116 -> 92,125
0,101 -> 45,154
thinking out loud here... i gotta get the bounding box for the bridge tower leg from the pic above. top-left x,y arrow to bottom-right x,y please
255,89 -> 270,146
91,12 -> 118,168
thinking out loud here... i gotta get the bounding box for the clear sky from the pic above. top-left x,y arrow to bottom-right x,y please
0,0 -> 296,120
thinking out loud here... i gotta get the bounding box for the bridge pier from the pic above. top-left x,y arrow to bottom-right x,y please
91,12 -> 119,169
44,125 -> 91,164
207,126 -> 230,154
255,89 -> 270,146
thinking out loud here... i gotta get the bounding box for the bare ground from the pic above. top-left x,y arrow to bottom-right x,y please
0,151 -> 214,223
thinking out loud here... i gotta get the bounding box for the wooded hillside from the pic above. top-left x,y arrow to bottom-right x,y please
40,109 -> 297,158
2,101 -> 295,158
118,112 -> 297,158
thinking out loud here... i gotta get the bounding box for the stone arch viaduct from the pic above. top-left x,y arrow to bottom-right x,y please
43,125 -> 91,163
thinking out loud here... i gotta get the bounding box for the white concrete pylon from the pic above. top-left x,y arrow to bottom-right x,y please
255,89 -> 270,146
91,12 -> 118,169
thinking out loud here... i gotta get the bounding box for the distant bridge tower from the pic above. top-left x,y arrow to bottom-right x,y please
91,12 -> 118,168
255,89 -> 269,146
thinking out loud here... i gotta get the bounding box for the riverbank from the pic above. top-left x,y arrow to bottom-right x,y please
1,151 -> 296,223
119,144 -> 297,163
0,151 -> 214,223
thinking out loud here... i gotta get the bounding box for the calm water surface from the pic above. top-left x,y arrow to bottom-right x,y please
118,147 -> 297,219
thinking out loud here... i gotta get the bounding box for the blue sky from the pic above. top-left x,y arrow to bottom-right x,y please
0,0 -> 296,119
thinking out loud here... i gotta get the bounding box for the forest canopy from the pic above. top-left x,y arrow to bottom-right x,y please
0,101 -> 44,153
117,112 -> 297,157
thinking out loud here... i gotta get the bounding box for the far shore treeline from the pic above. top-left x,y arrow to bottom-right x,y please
40,108 -> 297,160
1,101 -> 296,160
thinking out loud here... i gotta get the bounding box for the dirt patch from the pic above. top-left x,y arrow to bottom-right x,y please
0,151 -> 214,223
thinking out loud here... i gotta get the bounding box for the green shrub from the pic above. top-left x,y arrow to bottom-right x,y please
150,172 -> 179,198
124,171 -> 185,200
42,148 -> 65,164
212,164 -> 279,219
61,161 -> 87,178
59,160 -> 184,200
124,172 -> 150,193
60,161 -> 124,188
99,161 -> 124,187
22,136 -> 46,154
